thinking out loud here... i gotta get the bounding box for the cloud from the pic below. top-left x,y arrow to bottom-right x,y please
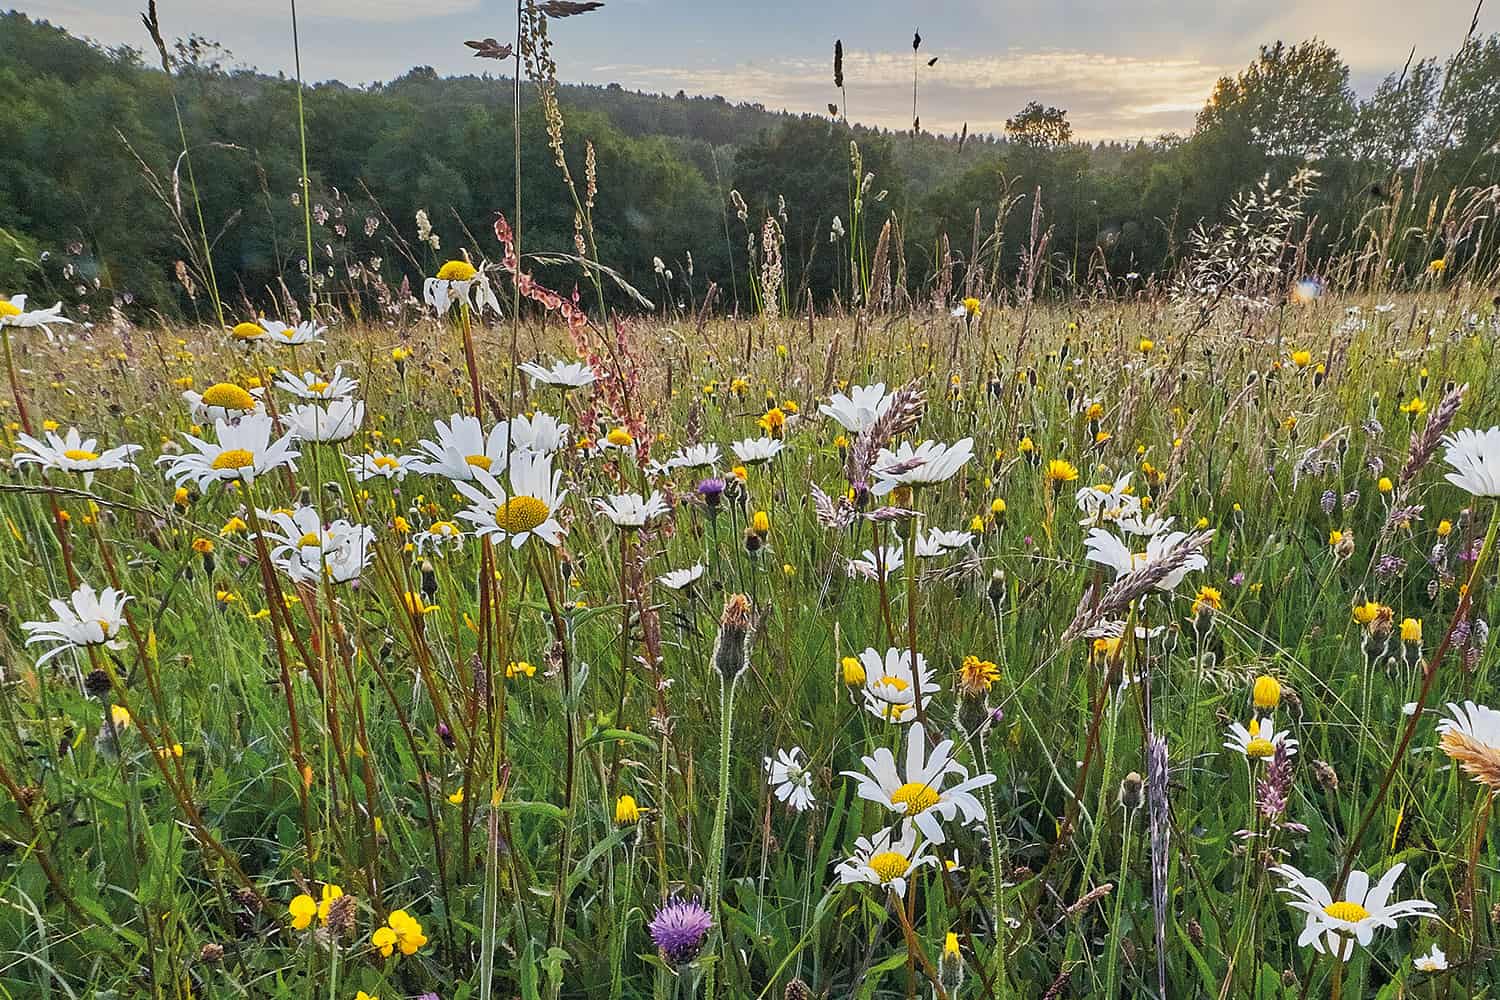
588,49 -> 1234,140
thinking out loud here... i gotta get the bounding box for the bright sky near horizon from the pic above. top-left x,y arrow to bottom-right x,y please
13,0 -> 1498,141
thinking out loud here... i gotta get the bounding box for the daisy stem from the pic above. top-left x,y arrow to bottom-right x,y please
1102,807 -> 1134,998
976,726 -> 1009,999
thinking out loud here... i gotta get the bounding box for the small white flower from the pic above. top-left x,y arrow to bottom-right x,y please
509,412 -> 571,455
287,398 -> 364,443
846,546 -> 904,582
1442,425 -> 1500,497
275,366 -> 359,400
158,414 -> 300,489
1413,944 -> 1448,972
1084,526 -> 1207,592
595,491 -> 670,529
518,359 -> 597,390
0,294 -> 73,338
22,583 -> 132,665
1271,862 -> 1435,962
843,721 -> 995,844
413,520 -> 466,553
668,443 -> 721,470
1075,474 -> 1141,526
833,824 -> 934,897
819,383 -> 894,434
914,527 -> 972,557
870,438 -> 974,495
764,746 -> 815,812
658,564 -> 705,590
257,507 -> 373,585
731,437 -> 784,464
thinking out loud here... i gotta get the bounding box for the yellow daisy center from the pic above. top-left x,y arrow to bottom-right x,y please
494,495 -> 550,534
210,448 -> 256,470
437,260 -> 478,281
373,455 -> 399,469
879,675 -> 911,693
307,381 -> 330,394
464,454 -> 492,471
63,448 -> 100,462
1245,738 -> 1275,758
201,383 -> 257,411
297,531 -> 321,548
890,782 -> 941,815
606,428 -> 634,447
1323,901 -> 1370,923
868,851 -> 911,882
231,321 -> 265,340
431,521 -> 457,535
0,299 -> 20,318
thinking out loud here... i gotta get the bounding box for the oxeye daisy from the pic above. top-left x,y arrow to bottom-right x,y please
425,259 -> 499,315
870,438 -> 974,495
834,823 -> 936,897
256,506 -> 374,585
667,442 -> 721,470
1075,474 -> 1141,526
158,414 -> 300,489
518,358 -> 597,390
350,451 -> 416,482
258,319 -> 327,346
12,428 -> 141,486
819,383 -> 895,434
22,582 -> 132,665
764,746 -> 816,812
0,294 -> 72,338
845,545 -> 905,582
914,526 -> 973,557
1224,716 -> 1298,761
413,520 -> 466,553
181,382 -> 266,424
286,398 -> 365,443
1442,426 -> 1500,496
1084,526 -> 1208,592
453,451 -> 567,549
274,366 -> 359,400
658,563 -> 705,590
595,491 -> 670,529
729,436 -> 783,465
858,646 -> 938,725
1271,863 -> 1434,961
408,414 -> 511,481
508,412 -> 571,455
843,721 -> 995,843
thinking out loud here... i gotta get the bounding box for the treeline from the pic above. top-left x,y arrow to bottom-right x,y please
1,11 -> 1497,321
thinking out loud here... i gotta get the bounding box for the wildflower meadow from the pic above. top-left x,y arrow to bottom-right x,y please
4,4 -> 1500,1000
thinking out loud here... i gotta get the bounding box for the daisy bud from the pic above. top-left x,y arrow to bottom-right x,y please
987,569 -> 1006,615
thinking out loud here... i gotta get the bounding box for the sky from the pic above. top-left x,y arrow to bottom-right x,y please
14,0 -> 1498,141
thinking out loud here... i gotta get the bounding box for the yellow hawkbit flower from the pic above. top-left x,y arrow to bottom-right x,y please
1253,674 -> 1281,710
391,345 -> 410,363
841,655 -> 866,686
1138,338 -> 1154,353
758,407 -> 787,438
1329,529 -> 1344,547
220,516 -> 248,535
957,655 -> 999,698
192,537 -> 214,554
110,704 -> 132,729
1044,459 -> 1079,483
615,794 -> 641,825
447,788 -> 464,805
751,510 -> 770,536
1400,618 -> 1422,644
1291,350 -> 1312,368
1378,477 -> 1393,494
1352,600 -> 1383,625
1437,519 -> 1452,537
1191,586 -> 1222,617
1427,258 -> 1446,274
990,497 -> 1006,516
1400,396 -> 1427,417
403,592 -> 439,616
969,515 -> 985,532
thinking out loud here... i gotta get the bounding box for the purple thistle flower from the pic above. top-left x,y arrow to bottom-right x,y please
696,477 -> 726,512
649,896 -> 713,966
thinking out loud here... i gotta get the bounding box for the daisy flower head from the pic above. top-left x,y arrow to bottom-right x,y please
0,294 -> 72,338
12,428 -> 141,486
22,582 -> 132,665
158,414 -> 300,489
658,563 -> 705,590
350,451 -> 416,482
1413,944 -> 1448,972
518,358 -> 597,390
846,545 -> 905,582
859,646 -> 938,725
508,411 -> 571,456
648,897 -> 713,967
1442,426 -> 1500,496
274,366 -> 359,400
871,438 -> 974,496
834,823 -> 936,898
1075,474 -> 1141,526
409,414 -> 511,482
182,382 -> 266,424
257,507 -> 374,585
843,721 -> 995,844
258,319 -> 326,347
764,746 -> 816,812
1437,700 -> 1500,789
1271,862 -> 1435,962
286,398 -> 365,443
453,450 -> 567,550
1084,526 -> 1208,592
667,442 -> 721,470
914,527 -> 973,557
819,383 -> 895,434
595,490 -> 670,529
1224,716 -> 1298,761
413,520 -> 466,554
425,259 -> 500,315
731,436 -> 784,465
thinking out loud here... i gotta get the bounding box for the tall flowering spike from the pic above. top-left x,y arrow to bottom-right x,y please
712,593 -> 755,683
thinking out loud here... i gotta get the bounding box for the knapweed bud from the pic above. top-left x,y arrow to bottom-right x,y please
420,559 -> 438,600
783,978 -> 812,1000
1118,771 -> 1144,811
712,594 -> 755,683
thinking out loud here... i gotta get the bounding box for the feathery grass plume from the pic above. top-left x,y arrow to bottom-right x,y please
1146,735 -> 1171,1000
1439,729 -> 1500,790
1399,381 -> 1467,486
845,380 -> 925,494
1061,530 -> 1214,642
